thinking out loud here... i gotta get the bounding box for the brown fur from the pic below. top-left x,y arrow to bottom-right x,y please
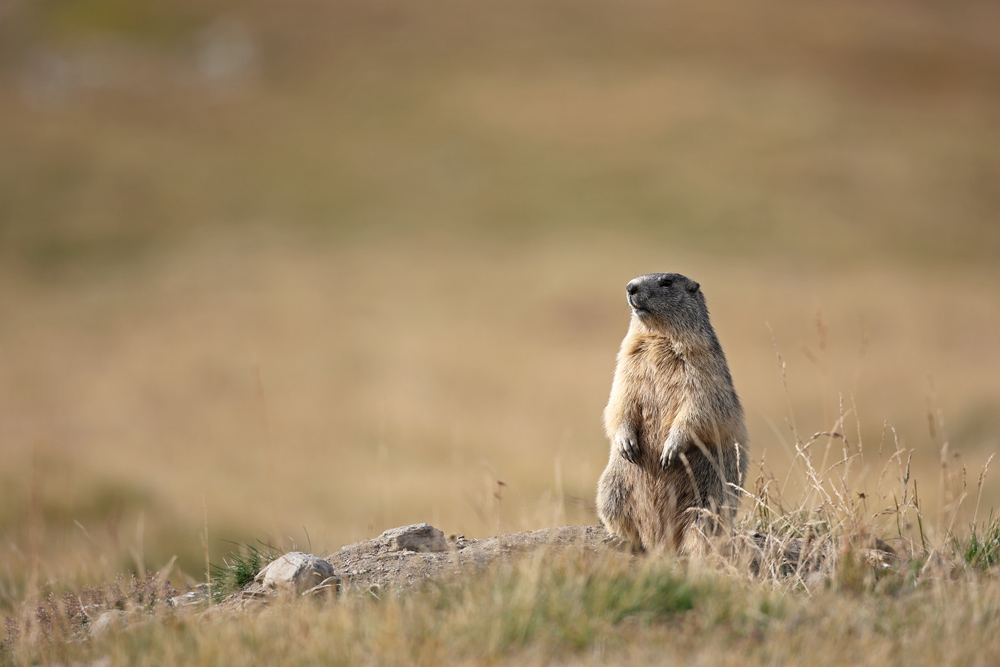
596,273 -> 749,551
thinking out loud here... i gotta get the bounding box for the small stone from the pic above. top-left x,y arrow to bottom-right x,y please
90,611 -> 125,639
379,523 -> 449,553
254,552 -> 341,597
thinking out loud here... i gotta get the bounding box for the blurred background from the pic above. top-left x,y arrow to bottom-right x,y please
1,0 -> 999,600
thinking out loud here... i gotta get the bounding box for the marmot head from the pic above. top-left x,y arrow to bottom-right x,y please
625,273 -> 712,342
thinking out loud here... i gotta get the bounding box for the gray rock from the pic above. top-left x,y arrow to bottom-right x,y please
379,523 -> 449,553
254,552 -> 341,597
89,610 -> 125,639
327,525 -> 607,593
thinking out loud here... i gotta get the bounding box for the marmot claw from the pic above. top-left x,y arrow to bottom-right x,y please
660,431 -> 685,468
616,431 -> 640,464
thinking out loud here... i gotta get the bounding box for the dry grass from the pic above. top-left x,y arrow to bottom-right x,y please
1,233 -> 998,664
1,235 -> 997,587
2,407 -> 999,666
7,574 -> 995,666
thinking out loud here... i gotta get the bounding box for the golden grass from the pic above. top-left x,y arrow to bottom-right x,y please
2,413 -> 999,666
0,233 -> 997,593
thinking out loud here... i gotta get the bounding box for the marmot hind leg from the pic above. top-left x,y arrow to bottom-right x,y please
596,469 -> 642,548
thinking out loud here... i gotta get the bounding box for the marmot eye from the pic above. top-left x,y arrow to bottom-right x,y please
659,277 -> 673,288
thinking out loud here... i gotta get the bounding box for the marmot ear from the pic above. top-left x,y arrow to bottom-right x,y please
687,281 -> 700,294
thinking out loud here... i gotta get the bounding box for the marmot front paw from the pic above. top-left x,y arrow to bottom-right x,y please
615,428 -> 640,464
660,430 -> 687,468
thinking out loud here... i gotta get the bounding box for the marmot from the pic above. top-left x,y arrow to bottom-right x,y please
596,273 -> 749,551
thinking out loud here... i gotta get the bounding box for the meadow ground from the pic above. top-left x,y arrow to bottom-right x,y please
3,424 -> 1000,666
1,233 -> 997,590
1,0 -> 999,663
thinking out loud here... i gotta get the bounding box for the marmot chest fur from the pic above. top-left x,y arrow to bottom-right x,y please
596,272 -> 749,551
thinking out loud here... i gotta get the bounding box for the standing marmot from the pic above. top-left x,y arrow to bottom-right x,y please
596,273 -> 749,551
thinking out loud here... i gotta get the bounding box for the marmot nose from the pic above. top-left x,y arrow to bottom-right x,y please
626,280 -> 639,295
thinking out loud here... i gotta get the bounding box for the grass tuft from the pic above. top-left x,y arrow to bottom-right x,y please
955,512 -> 1000,571
209,540 -> 281,602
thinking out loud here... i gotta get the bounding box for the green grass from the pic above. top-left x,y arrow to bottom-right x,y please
209,540 -> 280,602
429,553 -> 701,653
956,513 -> 1000,572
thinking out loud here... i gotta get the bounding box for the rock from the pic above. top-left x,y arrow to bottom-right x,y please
230,523 -> 908,604
171,583 -> 211,609
742,531 -> 832,577
327,525 -> 607,593
379,523 -> 449,553
254,552 -> 341,597
920,549 -> 959,579
90,610 -> 125,639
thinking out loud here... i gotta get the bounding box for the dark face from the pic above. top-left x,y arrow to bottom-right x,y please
626,272 -> 706,332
